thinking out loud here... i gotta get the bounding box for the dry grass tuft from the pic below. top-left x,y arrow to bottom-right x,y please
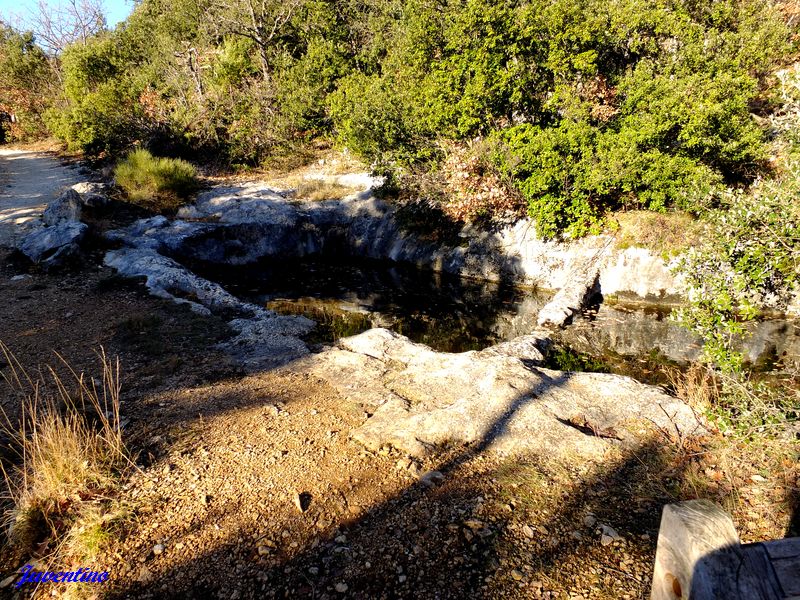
664,363 -> 720,416
0,343 -> 133,563
614,210 -> 703,258
292,179 -> 360,201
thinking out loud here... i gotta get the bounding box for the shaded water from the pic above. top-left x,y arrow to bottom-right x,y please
192,257 -> 550,353
193,257 -> 800,380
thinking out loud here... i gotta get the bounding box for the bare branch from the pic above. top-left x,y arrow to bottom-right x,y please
24,0 -> 107,55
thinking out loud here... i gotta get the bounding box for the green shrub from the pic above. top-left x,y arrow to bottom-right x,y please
114,149 -> 199,211
0,25 -> 56,141
329,0 -> 789,237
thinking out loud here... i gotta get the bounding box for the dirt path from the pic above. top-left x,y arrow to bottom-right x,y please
0,149 -> 81,247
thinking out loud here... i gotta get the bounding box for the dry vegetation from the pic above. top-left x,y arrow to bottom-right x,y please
291,180 -> 361,201
613,211 -> 703,258
0,344 -> 134,583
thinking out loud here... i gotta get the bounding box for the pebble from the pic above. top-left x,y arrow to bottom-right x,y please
0,575 -> 16,588
600,524 -> 621,541
257,545 -> 270,556
293,491 -> 308,513
583,515 -> 597,528
522,524 -> 534,539
419,470 -> 444,487
137,566 -> 153,583
511,569 -> 524,581
335,582 -> 348,593
152,544 -> 165,555
463,519 -> 485,531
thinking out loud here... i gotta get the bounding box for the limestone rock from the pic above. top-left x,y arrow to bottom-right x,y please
104,247 -> 251,315
304,328 -> 705,460
71,181 -> 110,208
42,189 -> 82,226
537,244 -> 607,328
17,221 -> 87,267
108,183 -> 691,303
104,247 -> 312,369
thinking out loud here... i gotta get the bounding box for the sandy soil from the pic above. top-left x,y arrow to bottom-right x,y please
0,150 -> 82,247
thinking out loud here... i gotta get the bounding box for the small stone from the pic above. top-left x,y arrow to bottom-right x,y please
399,575 -> 407,583
396,458 -> 411,471
511,569 -> 524,581
522,525 -> 534,539
601,534 -> 614,546
309,567 -> 319,576
137,566 -> 153,583
335,582 -> 348,593
419,470 -> 444,487
750,474 -> 767,483
570,530 -> 583,540
0,575 -> 16,588
152,544 -> 165,555
600,524 -> 621,541
293,491 -> 311,513
463,519 -> 485,531
335,535 -> 347,544
583,515 -> 597,528
257,545 -> 270,556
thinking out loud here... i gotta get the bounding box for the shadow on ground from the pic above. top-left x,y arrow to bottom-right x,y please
103,367 -> 709,600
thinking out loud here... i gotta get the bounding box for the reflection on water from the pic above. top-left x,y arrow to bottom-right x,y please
191,257 -> 551,353
192,257 -> 800,375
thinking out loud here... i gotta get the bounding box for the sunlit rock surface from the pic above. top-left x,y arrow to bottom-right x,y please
304,328 -> 705,459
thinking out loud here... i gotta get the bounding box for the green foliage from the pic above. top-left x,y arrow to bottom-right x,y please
24,0 -> 796,243
0,25 -> 55,141
114,148 -> 199,211
46,34 -> 145,155
329,74 -> 418,164
675,173 -> 800,374
328,0 -> 788,237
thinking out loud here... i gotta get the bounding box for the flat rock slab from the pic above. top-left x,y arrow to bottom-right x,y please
0,150 -> 81,247
305,328 -> 705,459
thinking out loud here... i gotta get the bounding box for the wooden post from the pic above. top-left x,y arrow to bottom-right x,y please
651,500 -> 784,600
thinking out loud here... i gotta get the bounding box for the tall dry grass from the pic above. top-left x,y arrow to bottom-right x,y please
0,343 -> 133,561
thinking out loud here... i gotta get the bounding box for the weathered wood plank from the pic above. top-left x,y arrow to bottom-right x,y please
651,500 -> 785,600
770,556 -> 800,597
763,538 -> 800,561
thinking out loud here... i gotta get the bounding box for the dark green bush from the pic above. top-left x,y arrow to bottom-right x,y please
0,25 -> 56,141
37,0 -> 793,239
328,0 -> 789,237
